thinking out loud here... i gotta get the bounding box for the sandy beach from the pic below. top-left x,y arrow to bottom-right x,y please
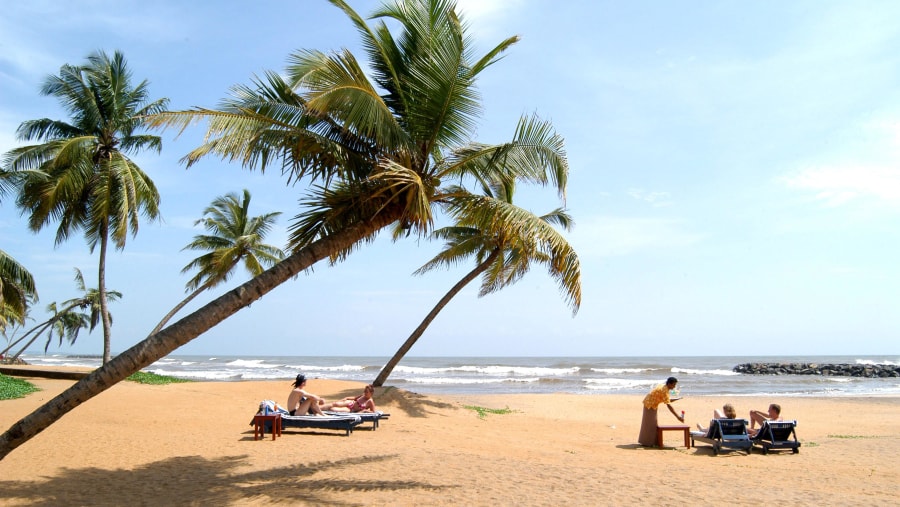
1,373 -> 898,506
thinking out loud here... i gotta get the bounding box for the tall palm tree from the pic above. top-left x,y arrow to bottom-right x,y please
0,0 -> 569,459
0,268 -> 120,361
374,181 -> 581,386
0,250 -> 37,332
2,50 -> 168,364
149,189 -> 285,335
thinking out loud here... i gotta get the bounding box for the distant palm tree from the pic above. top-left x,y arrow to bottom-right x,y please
0,269 -> 120,361
374,182 -> 581,386
149,189 -> 285,335
3,50 -> 168,364
0,250 -> 37,332
0,0 -> 569,459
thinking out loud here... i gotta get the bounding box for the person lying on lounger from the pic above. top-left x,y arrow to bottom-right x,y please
287,374 -> 326,416
696,403 -> 738,434
323,384 -> 376,413
748,403 -> 782,436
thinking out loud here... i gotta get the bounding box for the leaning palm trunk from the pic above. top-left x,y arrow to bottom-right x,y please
147,277 -> 219,337
0,212 -> 398,460
373,248 -> 500,387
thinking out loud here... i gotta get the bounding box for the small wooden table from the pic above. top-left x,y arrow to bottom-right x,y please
657,424 -> 691,448
253,414 -> 282,441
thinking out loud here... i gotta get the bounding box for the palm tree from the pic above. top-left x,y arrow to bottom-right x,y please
374,181 -> 581,386
0,250 -> 37,332
0,268 -> 120,361
149,189 -> 285,335
0,0 -> 569,459
2,50 -> 168,364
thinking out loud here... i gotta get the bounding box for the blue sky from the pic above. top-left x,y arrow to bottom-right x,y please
1,0 -> 898,357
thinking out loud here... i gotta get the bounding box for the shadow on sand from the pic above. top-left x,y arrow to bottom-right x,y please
0,453 -> 451,506
374,386 -> 455,418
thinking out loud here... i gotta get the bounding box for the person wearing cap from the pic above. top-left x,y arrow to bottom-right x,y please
638,376 -> 684,446
286,374 -> 326,416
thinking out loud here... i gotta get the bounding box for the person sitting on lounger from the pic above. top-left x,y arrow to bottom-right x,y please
748,403 -> 782,436
696,403 -> 738,434
287,374 -> 326,416
323,384 -> 376,413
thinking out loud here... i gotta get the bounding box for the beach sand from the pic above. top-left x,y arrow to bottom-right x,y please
1,373 -> 898,506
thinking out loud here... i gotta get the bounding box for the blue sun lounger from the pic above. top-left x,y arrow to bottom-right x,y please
250,400 -> 364,436
751,420 -> 801,454
278,413 -> 363,436
324,410 -> 390,430
690,418 -> 752,455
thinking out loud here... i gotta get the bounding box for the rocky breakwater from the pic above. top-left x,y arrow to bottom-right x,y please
733,362 -> 900,378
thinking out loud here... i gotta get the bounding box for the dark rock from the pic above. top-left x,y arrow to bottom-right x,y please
732,362 -> 900,378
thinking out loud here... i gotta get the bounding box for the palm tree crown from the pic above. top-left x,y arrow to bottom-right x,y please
423,180 -> 580,311
148,190 -> 285,336
150,0 -> 567,259
0,250 -> 37,331
373,181 -> 580,385
181,189 -> 285,292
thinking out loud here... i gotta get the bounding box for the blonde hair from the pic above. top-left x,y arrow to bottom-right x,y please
723,403 -> 737,419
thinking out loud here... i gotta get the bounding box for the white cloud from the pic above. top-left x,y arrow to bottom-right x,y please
783,165 -> 900,207
454,0 -> 521,21
454,0 -> 526,39
627,189 -> 673,208
570,215 -> 703,257
781,119 -> 900,209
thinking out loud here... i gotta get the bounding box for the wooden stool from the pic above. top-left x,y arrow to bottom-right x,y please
657,424 -> 691,448
253,414 -> 282,441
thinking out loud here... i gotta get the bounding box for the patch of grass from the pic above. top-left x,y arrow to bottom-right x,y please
804,441 -> 819,447
828,434 -> 877,439
462,404 -> 518,419
126,371 -> 193,385
0,373 -> 41,400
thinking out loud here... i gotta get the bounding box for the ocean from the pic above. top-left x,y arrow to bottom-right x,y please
18,354 -> 900,397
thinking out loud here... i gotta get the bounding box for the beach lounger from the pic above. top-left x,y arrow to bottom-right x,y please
278,413 -> 363,436
751,420 -> 801,454
324,410 -> 390,430
250,400 -> 364,436
690,418 -> 752,455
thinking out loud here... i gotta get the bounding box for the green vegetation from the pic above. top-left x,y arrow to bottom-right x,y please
126,371 -> 192,385
0,374 -> 40,400
828,434 -> 879,439
462,405 -> 518,419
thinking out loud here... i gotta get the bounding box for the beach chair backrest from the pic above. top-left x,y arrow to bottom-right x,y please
705,420 -> 722,439
765,421 -> 796,441
718,419 -> 749,438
